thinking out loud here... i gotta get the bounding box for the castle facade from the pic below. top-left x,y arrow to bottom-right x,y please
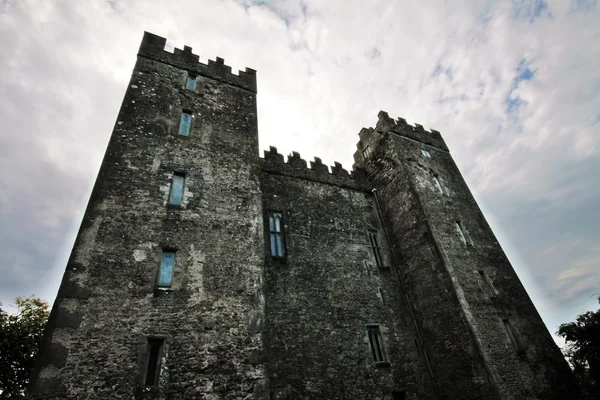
29,32 -> 577,400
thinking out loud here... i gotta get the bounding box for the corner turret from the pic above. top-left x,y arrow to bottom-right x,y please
354,111 -> 448,167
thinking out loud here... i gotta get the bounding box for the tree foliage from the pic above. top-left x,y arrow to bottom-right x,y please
0,296 -> 50,399
557,297 -> 600,399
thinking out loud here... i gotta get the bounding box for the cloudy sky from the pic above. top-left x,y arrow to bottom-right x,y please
0,0 -> 598,344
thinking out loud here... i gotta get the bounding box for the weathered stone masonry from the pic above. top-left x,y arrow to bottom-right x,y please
29,32 -> 578,399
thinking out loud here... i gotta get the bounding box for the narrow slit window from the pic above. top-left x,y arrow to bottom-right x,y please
478,270 -> 496,297
178,111 -> 192,136
367,325 -> 388,364
455,221 -> 467,245
368,230 -> 383,267
503,319 -> 526,354
362,145 -> 372,159
157,251 -> 175,288
377,287 -> 385,305
185,74 -> 197,91
268,212 -> 285,257
168,173 -> 185,206
420,149 -> 431,158
145,338 -> 164,386
433,175 -> 444,194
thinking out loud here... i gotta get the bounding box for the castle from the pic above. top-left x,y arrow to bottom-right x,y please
29,32 -> 577,399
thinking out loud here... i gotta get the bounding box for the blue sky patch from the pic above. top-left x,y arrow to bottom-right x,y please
506,97 -> 524,113
512,0 -> 552,22
518,67 -> 534,81
516,58 -> 535,82
506,58 -> 536,114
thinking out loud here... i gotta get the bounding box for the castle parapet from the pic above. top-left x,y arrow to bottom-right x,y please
260,146 -> 370,191
353,112 -> 449,166
377,111 -> 448,151
138,31 -> 257,92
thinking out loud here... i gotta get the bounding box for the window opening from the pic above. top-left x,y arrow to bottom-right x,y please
455,221 -> 467,245
145,338 -> 164,386
363,260 -> 377,277
362,145 -> 372,158
157,251 -> 175,288
185,74 -> 197,91
503,319 -> 526,354
478,270 -> 496,297
269,212 -> 285,257
433,175 -> 444,194
168,173 -> 185,206
178,111 -> 192,136
420,149 -> 431,158
367,325 -> 388,363
368,230 -> 383,267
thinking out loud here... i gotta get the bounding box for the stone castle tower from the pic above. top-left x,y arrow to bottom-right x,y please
29,32 -> 577,400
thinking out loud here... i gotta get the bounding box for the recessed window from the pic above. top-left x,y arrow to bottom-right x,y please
377,287 -> 385,305
368,230 -> 384,268
178,111 -> 192,136
433,175 -> 444,194
420,149 -> 431,158
145,338 -> 165,386
478,270 -> 496,297
503,319 -> 526,354
168,173 -> 185,206
455,221 -> 467,245
268,212 -> 285,257
367,325 -> 388,364
157,251 -> 175,288
185,74 -> 197,91
362,145 -> 372,159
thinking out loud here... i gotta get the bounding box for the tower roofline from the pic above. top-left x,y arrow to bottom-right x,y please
373,110 -> 449,152
138,31 -> 257,92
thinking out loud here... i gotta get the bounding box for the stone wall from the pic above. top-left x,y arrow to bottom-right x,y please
354,111 -> 578,399
260,149 -> 434,400
29,32 -> 267,400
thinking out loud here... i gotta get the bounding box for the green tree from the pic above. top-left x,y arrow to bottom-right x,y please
0,296 -> 50,399
557,298 -> 600,399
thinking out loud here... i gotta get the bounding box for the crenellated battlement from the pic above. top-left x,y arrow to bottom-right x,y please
353,111 -> 449,166
138,31 -> 257,92
260,146 -> 370,191
375,111 -> 448,151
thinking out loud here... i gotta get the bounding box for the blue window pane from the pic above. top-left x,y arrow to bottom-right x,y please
268,212 -> 285,257
270,233 -> 276,256
169,174 -> 184,205
275,215 -> 281,232
186,76 -> 196,91
158,251 -> 175,287
179,112 -> 192,136
276,234 -> 284,256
